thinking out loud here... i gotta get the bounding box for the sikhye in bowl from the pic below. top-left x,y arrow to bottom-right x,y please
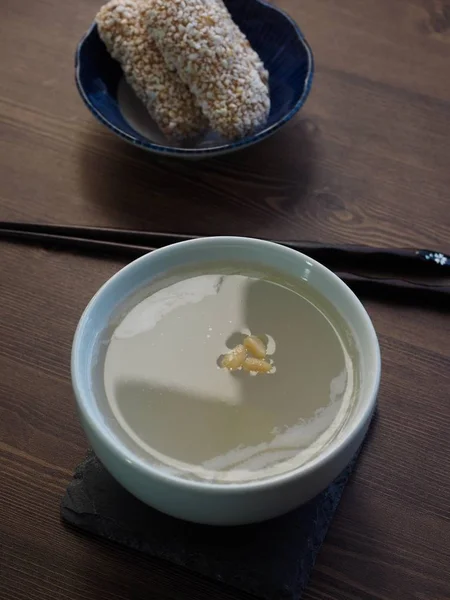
71,237 -> 380,526
75,0 -> 314,158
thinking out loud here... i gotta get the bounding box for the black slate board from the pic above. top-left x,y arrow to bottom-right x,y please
61,448 -> 362,600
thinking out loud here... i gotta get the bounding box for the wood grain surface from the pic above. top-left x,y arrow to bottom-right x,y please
1,0 -> 450,599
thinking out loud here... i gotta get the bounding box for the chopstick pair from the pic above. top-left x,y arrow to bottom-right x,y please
0,221 -> 448,308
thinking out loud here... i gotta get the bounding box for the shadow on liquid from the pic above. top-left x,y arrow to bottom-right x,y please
112,277 -> 348,480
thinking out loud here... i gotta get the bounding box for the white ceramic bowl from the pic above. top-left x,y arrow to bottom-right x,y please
72,237 -> 381,525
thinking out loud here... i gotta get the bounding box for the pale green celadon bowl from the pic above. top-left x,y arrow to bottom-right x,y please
71,237 -> 381,526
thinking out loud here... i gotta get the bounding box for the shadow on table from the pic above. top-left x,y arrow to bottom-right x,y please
77,117 -> 318,234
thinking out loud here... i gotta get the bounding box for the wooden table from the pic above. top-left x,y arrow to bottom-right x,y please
1,1 -> 449,599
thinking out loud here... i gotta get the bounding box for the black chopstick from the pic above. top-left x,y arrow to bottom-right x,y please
0,223 -> 448,309
0,228 -> 153,260
0,220 -> 449,275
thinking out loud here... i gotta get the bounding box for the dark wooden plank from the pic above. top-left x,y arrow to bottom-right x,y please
0,0 -> 449,599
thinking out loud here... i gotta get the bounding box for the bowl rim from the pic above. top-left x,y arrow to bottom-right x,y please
74,0 -> 314,156
71,236 -> 381,493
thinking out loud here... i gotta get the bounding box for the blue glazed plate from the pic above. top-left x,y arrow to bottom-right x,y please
75,0 -> 314,158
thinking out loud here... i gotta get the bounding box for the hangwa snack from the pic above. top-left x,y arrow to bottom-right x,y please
145,0 -> 271,140
96,0 -> 207,140
215,0 -> 269,86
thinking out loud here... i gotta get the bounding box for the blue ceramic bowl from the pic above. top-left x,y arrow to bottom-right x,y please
75,0 -> 314,157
